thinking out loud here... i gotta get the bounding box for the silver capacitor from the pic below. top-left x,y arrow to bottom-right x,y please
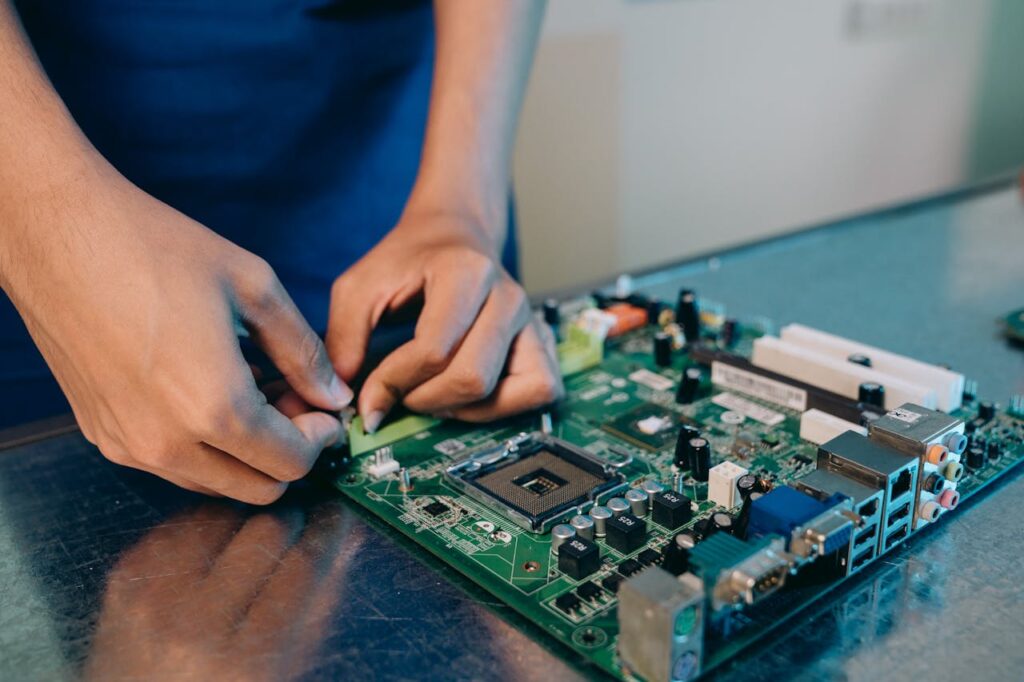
607,497 -> 630,518
625,488 -> 648,516
570,514 -> 595,541
551,524 -> 576,553
640,479 -> 664,505
590,506 -> 612,537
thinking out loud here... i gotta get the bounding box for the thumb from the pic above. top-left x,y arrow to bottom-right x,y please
236,261 -> 353,411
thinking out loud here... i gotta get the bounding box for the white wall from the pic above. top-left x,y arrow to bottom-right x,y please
514,0 -> 1024,293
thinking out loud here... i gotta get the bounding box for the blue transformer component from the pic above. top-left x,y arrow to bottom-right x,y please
748,486 -> 847,545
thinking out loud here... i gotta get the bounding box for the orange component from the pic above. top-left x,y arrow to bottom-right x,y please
605,303 -> 649,337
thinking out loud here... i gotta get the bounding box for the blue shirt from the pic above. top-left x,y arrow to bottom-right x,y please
0,0 -> 518,428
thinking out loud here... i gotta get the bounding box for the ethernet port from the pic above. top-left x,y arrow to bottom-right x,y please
858,499 -> 879,518
891,468 -> 913,500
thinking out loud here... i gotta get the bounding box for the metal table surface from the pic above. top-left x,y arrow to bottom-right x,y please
2,183 -> 1023,682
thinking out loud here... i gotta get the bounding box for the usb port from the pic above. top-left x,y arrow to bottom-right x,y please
885,525 -> 909,550
887,502 -> 910,528
851,547 -> 875,571
855,524 -> 877,548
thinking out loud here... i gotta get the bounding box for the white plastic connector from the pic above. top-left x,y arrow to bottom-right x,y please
708,461 -> 749,509
751,336 -> 937,410
367,447 -> 400,479
799,409 -> 867,445
778,324 -> 964,412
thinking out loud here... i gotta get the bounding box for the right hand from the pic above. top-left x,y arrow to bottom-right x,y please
0,167 -> 350,504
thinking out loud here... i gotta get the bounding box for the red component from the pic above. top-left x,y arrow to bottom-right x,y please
605,303 -> 649,337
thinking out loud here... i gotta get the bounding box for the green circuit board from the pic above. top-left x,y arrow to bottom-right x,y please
332,302 -> 1024,681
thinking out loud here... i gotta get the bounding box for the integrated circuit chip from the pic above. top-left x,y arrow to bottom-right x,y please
602,405 -> 683,451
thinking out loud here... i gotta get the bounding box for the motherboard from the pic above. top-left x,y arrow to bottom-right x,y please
329,289 -> 1024,681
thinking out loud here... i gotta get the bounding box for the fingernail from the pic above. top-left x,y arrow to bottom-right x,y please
363,410 -> 385,434
328,374 -> 353,408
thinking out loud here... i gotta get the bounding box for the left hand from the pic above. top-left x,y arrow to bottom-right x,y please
326,212 -> 563,432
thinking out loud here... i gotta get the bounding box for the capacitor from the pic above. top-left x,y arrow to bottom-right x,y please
641,479 -> 665,505
965,446 -> 986,470
590,506 -> 612,537
711,512 -> 735,535
673,426 -> 698,468
625,488 -> 648,516
987,439 -> 1002,461
542,298 -> 560,327
398,467 -> 413,492
673,471 -> 686,494
540,412 -> 553,435
721,318 -> 737,348
736,495 -> 754,539
736,474 -> 759,500
978,401 -> 996,421
654,331 -> 673,367
551,524 -> 576,553
675,367 -> 702,404
675,289 -> 701,344
570,514 -> 596,541
661,536 -> 691,576
607,497 -> 630,518
858,382 -> 885,408
847,353 -> 872,368
675,531 -> 698,550
689,437 -> 711,482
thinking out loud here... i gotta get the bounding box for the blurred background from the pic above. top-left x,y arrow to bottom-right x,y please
512,0 -> 1024,293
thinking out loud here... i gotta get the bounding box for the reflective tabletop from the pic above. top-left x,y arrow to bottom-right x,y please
2,183 -> 1023,681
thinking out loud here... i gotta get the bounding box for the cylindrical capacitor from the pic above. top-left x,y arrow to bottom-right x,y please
625,488 -> 648,516
590,506 -> 612,537
675,289 -> 701,344
551,524 -> 576,553
711,512 -> 735,535
607,497 -> 630,518
675,367 -> 702,404
570,514 -> 595,541
398,468 -> 413,492
673,426 -> 697,468
654,332 -> 673,367
641,479 -> 664,505
987,439 -> 1002,461
978,401 -> 995,421
689,437 -> 711,482
966,446 -> 986,470
542,298 -> 560,327
736,474 -> 759,501
858,382 -> 886,408
661,536 -> 691,576
675,531 -> 699,550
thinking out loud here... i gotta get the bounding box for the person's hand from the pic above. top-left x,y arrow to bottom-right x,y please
1,168 -> 349,503
326,211 -> 563,432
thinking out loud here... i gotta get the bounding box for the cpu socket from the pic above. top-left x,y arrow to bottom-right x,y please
445,434 -> 625,533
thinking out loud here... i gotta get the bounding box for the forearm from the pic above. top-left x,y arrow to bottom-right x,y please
405,0 -> 547,254
0,1 -> 109,289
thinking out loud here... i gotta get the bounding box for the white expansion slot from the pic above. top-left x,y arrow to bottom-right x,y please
779,324 -> 964,412
799,408 -> 867,445
751,336 -> 937,410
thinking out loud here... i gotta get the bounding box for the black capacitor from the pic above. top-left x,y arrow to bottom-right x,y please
689,437 -> 711,482
735,495 -> 754,539
965,446 -> 986,470
654,332 -> 673,368
645,300 -> 665,325
987,439 -> 1002,461
721,318 -> 738,348
673,426 -> 700,468
542,298 -> 560,327
978,401 -> 996,421
858,382 -> 886,408
675,367 -> 702,404
661,535 -> 691,576
711,512 -> 735,535
675,289 -> 701,344
847,353 -> 872,368
736,474 -> 759,500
